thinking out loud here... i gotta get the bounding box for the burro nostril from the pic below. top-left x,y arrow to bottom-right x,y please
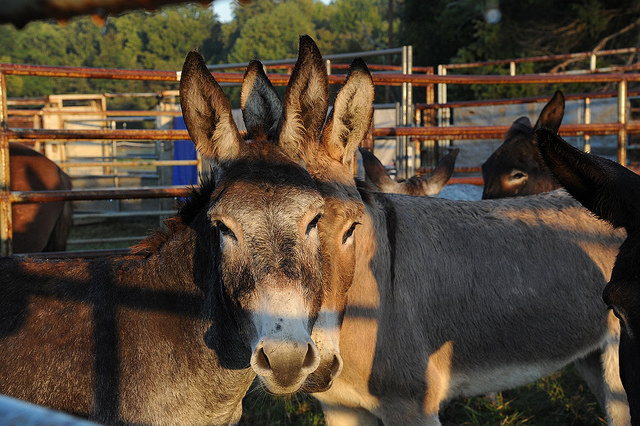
302,343 -> 320,371
255,347 -> 271,371
330,353 -> 344,379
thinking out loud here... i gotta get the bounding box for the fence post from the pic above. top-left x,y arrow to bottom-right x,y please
583,97 -> 591,153
618,79 -> 627,165
436,64 -> 450,165
0,70 -> 12,256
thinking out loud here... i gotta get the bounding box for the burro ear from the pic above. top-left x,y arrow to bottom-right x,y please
536,127 -> 640,230
321,57 -> 375,164
534,90 -> 565,133
241,60 -> 282,138
180,49 -> 244,162
279,35 -> 329,160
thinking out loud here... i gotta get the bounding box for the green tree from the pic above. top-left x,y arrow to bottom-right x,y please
227,0 -> 316,63
399,0 -> 640,99
0,3 -> 225,105
321,0 -> 389,53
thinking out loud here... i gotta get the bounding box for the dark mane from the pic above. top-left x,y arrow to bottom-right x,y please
179,171 -> 217,224
356,178 -> 377,204
130,172 -> 218,256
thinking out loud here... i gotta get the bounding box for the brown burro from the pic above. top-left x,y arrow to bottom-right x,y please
8,142 -> 73,253
0,36 -> 371,425
482,90 -> 565,199
234,36 -> 630,425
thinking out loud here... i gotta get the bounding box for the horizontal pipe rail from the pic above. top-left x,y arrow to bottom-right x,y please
4,128 -> 189,140
2,62 -> 640,87
68,236 -> 147,246
443,47 -> 640,70
415,90 -> 640,111
372,122 -> 640,139
56,159 -> 198,168
8,186 -> 189,203
368,72 -> 640,86
2,57 -> 639,258
4,122 -> 640,144
14,248 -> 131,259
73,210 -> 177,220
8,109 -> 183,117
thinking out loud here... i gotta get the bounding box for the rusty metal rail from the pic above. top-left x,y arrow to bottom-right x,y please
374,122 -> 640,139
2,61 -> 640,256
415,90 -> 640,111
442,47 -> 640,72
9,186 -> 189,204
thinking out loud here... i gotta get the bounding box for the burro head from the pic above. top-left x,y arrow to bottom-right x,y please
180,37 -> 328,395
180,35 -> 374,395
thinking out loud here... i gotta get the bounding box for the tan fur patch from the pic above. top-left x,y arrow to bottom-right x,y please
424,341 -> 454,415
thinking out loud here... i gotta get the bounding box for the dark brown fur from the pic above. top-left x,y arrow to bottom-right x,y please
536,127 -> 640,424
482,91 -> 565,199
0,200 -> 255,424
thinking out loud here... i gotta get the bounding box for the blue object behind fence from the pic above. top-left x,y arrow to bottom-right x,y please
172,116 -> 198,186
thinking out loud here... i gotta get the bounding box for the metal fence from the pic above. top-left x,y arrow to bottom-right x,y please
2,48 -> 640,257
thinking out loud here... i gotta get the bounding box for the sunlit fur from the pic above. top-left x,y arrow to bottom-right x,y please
360,147 -> 459,196
9,142 -> 72,253
236,37 -> 373,394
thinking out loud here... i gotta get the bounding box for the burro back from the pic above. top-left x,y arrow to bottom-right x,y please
294,69 -> 631,424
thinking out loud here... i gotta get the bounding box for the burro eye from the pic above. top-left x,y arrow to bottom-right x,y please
342,222 -> 359,244
306,213 -> 322,236
510,170 -> 527,181
214,220 -> 237,241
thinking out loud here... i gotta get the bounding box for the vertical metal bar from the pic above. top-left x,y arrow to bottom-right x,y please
618,79 -> 627,165
437,65 -> 450,162
590,54 -> 597,72
395,102 -> 402,178
398,45 -> 408,179
509,61 -> 516,76
421,67 -> 435,168
583,97 -> 591,153
0,71 -> 12,256
406,45 -> 413,176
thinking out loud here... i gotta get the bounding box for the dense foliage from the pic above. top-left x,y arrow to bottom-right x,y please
1,0 -> 638,102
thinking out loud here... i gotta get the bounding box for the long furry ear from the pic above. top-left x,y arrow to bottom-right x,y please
360,147 -> 396,191
535,128 -> 640,230
180,50 -> 244,162
241,60 -> 282,138
418,148 -> 459,195
321,57 -> 374,165
279,35 -> 329,160
534,90 -> 565,133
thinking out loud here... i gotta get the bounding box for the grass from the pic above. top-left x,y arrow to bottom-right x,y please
70,218 -> 608,425
440,365 -> 605,426
240,386 -> 326,426
236,365 -> 605,425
